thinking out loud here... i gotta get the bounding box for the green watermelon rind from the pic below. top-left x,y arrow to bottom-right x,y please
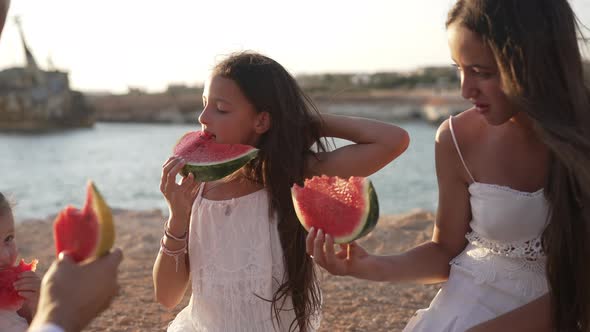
292,177 -> 380,244
352,181 -> 379,240
181,149 -> 258,182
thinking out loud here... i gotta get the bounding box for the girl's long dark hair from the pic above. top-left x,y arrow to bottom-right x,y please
213,52 -> 324,331
448,1 -> 590,330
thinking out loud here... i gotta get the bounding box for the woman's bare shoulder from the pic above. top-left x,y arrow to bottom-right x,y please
434,109 -> 485,184
437,108 -> 485,149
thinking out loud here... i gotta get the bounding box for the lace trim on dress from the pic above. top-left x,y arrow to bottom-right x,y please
465,230 -> 545,260
470,182 -> 544,198
451,245 -> 548,299
451,230 -> 548,298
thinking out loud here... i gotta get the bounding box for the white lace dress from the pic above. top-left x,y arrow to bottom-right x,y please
403,116 -> 549,332
167,186 -> 317,332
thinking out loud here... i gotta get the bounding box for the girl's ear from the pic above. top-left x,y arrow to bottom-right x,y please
254,111 -> 271,134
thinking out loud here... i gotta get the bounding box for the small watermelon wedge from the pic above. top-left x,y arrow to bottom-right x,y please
291,175 -> 379,244
53,181 -> 115,263
0,259 -> 38,310
173,131 -> 259,182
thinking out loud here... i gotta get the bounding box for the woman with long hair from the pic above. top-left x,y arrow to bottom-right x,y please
308,0 -> 590,330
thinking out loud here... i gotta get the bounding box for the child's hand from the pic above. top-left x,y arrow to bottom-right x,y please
306,227 -> 370,277
14,270 -> 41,318
160,156 -> 201,220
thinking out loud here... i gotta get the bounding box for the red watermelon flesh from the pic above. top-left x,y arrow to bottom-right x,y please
54,204 -> 98,263
291,175 -> 379,244
173,131 -> 259,181
53,181 -> 115,263
0,259 -> 38,310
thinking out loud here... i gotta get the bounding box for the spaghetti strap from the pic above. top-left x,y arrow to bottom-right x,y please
195,183 -> 205,206
197,182 -> 205,197
449,116 -> 476,183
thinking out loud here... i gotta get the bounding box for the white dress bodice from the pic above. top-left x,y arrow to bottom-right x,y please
468,181 -> 548,252
167,186 -> 316,332
451,181 -> 549,299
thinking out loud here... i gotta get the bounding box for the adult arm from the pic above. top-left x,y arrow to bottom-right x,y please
307,119 -> 472,284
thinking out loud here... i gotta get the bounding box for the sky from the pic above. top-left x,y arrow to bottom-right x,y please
0,0 -> 589,94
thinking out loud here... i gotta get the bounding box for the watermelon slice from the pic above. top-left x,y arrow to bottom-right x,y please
291,175 -> 379,244
0,259 -> 38,310
53,181 -> 115,263
173,131 -> 259,182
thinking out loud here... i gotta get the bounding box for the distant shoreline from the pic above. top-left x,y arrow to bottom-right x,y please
87,88 -> 470,126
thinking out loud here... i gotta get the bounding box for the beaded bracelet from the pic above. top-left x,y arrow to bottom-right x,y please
163,221 -> 188,242
164,227 -> 187,242
159,236 -> 187,272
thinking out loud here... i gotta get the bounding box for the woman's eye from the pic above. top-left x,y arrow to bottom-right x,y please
473,68 -> 493,78
4,235 -> 14,243
452,65 -> 462,79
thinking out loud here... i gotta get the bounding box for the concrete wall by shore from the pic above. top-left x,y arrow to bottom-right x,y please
88,89 -> 470,125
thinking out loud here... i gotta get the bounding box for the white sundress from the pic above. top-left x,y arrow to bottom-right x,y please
403,116 -> 550,332
0,309 -> 28,332
167,185 -> 319,332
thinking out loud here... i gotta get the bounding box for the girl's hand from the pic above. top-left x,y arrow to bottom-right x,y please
14,270 -> 41,317
306,227 -> 371,277
160,157 -> 200,221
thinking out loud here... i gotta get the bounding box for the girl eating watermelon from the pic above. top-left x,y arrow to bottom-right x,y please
153,51 -> 410,332
0,193 -> 41,332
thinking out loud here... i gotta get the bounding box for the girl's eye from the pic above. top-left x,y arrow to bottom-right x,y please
4,235 -> 14,243
217,108 -> 228,114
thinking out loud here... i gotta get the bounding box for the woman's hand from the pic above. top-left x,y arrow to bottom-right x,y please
306,227 -> 372,277
160,157 -> 200,222
30,250 -> 123,332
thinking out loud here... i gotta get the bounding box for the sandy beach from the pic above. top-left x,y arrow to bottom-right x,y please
17,209 -> 440,331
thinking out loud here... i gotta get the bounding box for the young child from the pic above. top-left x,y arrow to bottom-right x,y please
152,51 -> 410,331
0,193 -> 41,332
307,0 -> 590,331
